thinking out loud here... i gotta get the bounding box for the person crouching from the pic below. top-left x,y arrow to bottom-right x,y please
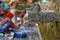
0,12 -> 19,36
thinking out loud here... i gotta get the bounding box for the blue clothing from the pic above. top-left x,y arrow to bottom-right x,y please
0,2 -> 8,11
3,23 -> 10,33
0,25 -> 3,33
0,23 -> 10,33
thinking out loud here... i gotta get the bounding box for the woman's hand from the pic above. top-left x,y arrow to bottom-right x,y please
14,24 -> 20,29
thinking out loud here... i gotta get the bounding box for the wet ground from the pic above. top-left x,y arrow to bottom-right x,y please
13,23 -> 40,40
0,12 -> 41,40
0,24 -> 40,40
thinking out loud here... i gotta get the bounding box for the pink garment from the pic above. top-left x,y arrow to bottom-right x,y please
0,17 -> 14,27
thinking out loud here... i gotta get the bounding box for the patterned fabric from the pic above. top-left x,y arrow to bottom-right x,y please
0,23 -> 10,33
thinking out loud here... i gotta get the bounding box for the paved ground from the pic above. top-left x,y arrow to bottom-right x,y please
14,32 -> 38,40
0,12 -> 41,40
13,25 -> 39,40
0,24 -> 40,40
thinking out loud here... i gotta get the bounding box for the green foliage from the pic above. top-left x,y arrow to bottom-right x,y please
38,22 -> 57,40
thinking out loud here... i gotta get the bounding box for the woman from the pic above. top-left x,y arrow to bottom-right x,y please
8,0 -> 18,24
0,12 -> 19,35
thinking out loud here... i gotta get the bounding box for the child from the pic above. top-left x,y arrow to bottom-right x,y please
0,12 -> 19,35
